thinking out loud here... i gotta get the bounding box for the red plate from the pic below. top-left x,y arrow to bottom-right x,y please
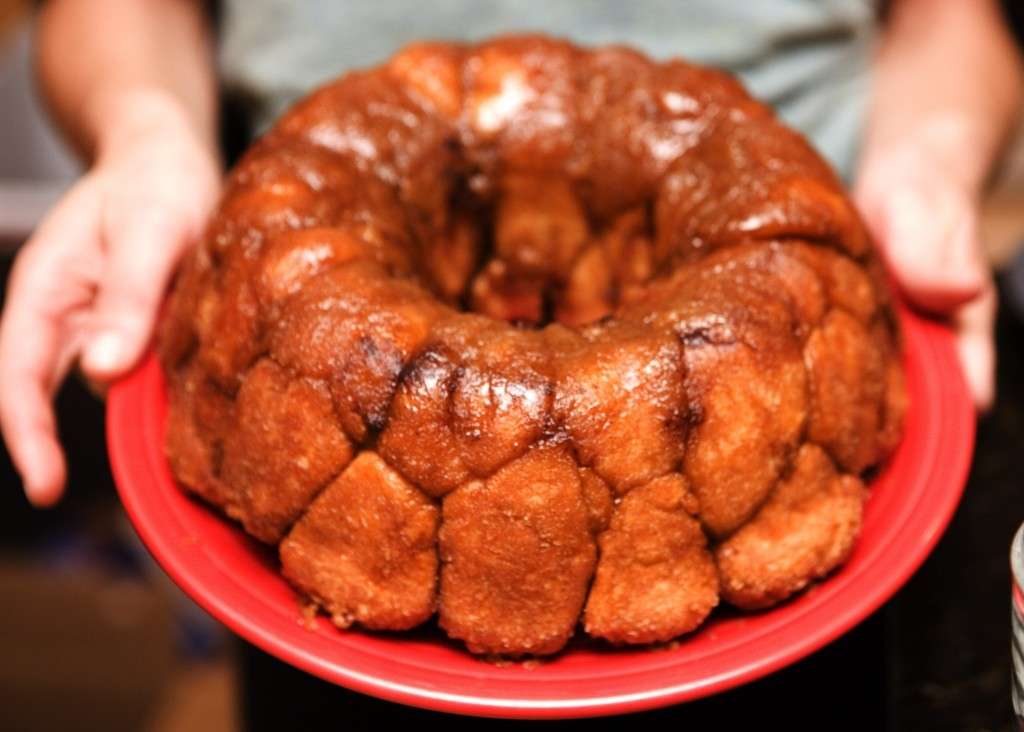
107,307 -> 973,719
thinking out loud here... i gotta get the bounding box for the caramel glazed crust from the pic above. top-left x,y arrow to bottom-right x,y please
159,34 -> 907,657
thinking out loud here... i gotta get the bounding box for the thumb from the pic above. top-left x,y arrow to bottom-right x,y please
81,210 -> 189,381
869,186 -> 987,315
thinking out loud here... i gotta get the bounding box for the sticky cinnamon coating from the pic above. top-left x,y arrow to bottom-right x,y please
160,34 -> 906,656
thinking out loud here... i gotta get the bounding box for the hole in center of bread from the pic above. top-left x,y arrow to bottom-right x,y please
421,171 -> 658,329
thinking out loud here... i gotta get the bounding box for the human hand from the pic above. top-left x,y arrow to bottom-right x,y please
0,91 -> 220,506
855,134 -> 996,411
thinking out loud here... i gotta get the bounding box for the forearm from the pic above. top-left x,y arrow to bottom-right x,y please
35,0 -> 218,161
859,0 -> 1024,193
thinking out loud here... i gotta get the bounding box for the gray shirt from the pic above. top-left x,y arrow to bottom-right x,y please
219,0 -> 876,180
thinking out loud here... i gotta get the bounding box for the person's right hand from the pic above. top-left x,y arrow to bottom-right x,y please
854,118 -> 997,412
0,90 -> 220,507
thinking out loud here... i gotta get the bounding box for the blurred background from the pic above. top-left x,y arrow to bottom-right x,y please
2,1 -> 1024,730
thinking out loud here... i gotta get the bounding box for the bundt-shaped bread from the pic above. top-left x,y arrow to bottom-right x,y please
159,35 -> 906,657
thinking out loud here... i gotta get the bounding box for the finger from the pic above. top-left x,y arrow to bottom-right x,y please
0,373 -> 66,507
953,282 -> 997,412
0,184 -> 101,505
868,187 -> 987,313
81,208 -> 191,381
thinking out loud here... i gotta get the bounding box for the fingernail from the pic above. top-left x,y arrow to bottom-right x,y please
86,331 -> 123,373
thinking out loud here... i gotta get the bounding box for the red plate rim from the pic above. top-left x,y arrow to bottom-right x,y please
107,306 -> 974,719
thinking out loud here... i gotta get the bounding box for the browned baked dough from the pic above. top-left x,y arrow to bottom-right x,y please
159,35 -> 906,656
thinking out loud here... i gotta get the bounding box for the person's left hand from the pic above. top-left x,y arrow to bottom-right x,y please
855,141 -> 996,410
